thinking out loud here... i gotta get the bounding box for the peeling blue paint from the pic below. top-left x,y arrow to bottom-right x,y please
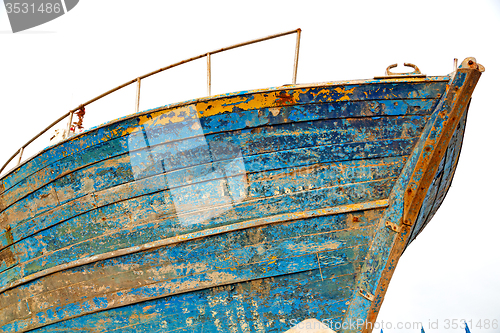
0,68 -> 482,333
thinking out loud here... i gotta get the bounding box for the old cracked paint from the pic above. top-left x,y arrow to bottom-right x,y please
0,66 -> 482,333
340,61 -> 482,333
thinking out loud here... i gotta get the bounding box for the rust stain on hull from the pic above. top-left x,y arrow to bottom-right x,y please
0,57 -> 482,333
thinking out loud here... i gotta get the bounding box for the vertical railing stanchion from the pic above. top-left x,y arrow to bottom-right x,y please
207,53 -> 211,96
17,148 -> 24,166
292,28 -> 301,85
135,78 -> 141,113
65,111 -> 74,139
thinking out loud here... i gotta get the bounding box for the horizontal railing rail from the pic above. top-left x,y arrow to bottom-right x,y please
0,28 -> 302,176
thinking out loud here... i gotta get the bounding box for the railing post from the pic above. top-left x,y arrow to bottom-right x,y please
17,147 -> 24,166
65,111 -> 74,139
135,77 -> 141,113
292,28 -> 301,85
207,53 -> 211,96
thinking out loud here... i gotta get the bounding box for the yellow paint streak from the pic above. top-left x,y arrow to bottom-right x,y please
196,93 -> 276,118
95,84 -> 366,142
334,86 -> 356,101
118,105 -> 198,137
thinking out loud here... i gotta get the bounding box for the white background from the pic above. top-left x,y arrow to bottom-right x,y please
1,1 -> 499,332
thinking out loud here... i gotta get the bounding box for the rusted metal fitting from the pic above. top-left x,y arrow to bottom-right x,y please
385,63 -> 421,76
385,220 -> 401,233
359,288 -> 375,302
374,62 -> 426,79
460,57 -> 485,72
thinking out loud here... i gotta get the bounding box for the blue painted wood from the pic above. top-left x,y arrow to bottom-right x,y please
1,156 -> 403,269
407,105 -> 468,244
0,209 -> 381,332
1,98 -> 440,205
0,113 -> 429,216
338,60 -> 482,332
26,266 -> 352,333
1,176 -> 394,284
0,112 -> 427,276
0,113 -> 428,248
0,67 -> 482,333
1,138 -> 412,251
0,80 -> 446,195
1,208 -> 381,306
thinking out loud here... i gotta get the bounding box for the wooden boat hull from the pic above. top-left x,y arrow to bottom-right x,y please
0,59 -> 482,332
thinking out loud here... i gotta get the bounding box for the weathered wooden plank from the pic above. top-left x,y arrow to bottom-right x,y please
0,79 -> 446,196
248,156 -> 406,198
0,113 -> 429,217
0,183 -> 60,239
0,131 -> 414,249
1,208 -> 383,314
0,174 -> 393,282
200,98 -> 438,135
4,261 -> 362,333
0,202 -> 386,293
3,252 -> 354,331
0,137 -> 128,215
0,98 -> 439,206
25,264 -> 356,333
0,155 -> 402,262
407,108 -> 467,244
2,233 -> 372,325
195,81 -> 446,117
0,193 -> 96,249
20,245 -> 363,320
0,112 -> 426,249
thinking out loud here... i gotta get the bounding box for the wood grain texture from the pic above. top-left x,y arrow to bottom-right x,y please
0,208 -> 382,332
1,73 -> 477,333
0,111 -> 429,282
1,156 -> 404,274
407,108 -> 468,244
341,63 -> 482,333
0,113 -> 428,235
0,80 -> 446,195
1,97 -> 440,205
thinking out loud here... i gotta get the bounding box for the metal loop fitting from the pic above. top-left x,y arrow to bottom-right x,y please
385,63 -> 422,76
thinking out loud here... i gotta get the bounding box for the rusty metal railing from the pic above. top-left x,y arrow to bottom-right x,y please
0,28 -> 302,176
